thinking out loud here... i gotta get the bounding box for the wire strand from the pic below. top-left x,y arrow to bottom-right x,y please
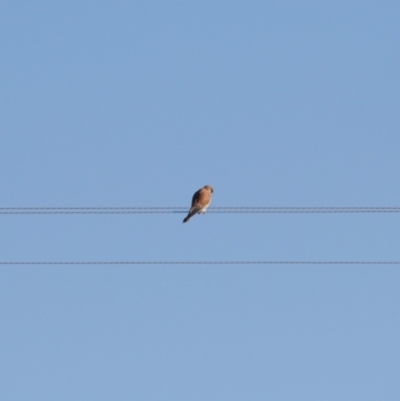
0,261 -> 399,265
1,207 -> 400,214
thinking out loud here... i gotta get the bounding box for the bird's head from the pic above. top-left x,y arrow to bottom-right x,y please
204,185 -> 214,193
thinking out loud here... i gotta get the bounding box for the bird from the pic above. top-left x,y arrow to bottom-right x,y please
183,185 -> 214,223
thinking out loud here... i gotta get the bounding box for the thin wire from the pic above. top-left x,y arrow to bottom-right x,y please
0,207 -> 400,214
0,261 -> 399,265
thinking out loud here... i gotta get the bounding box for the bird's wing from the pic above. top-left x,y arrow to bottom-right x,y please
191,189 -> 202,207
192,187 -> 210,208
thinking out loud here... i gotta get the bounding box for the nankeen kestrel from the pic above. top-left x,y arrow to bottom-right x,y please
183,185 -> 214,223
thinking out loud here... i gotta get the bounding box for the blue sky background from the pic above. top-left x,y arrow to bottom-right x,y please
1,1 -> 400,399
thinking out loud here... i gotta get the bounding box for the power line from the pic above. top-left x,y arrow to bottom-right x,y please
1,261 -> 399,265
1,207 -> 400,214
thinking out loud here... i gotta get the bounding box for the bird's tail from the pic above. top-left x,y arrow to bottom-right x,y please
183,214 -> 191,223
182,206 -> 201,223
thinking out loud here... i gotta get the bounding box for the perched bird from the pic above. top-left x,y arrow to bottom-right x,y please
183,185 -> 214,223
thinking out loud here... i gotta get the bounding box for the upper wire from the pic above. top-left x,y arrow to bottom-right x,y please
0,261 -> 399,265
1,207 -> 400,214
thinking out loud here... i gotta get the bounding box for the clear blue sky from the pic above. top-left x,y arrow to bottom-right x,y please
1,1 -> 400,399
